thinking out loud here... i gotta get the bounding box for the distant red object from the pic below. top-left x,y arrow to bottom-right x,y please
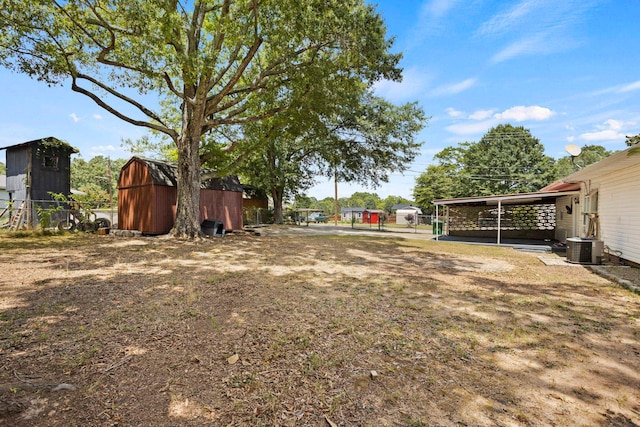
362,209 -> 385,224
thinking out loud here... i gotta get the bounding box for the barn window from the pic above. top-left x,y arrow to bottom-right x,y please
42,155 -> 59,170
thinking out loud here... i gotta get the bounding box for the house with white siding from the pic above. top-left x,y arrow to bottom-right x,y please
341,207 -> 366,222
561,146 -> 640,266
0,175 -> 8,209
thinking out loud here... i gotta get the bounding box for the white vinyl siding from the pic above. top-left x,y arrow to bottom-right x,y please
592,163 -> 640,265
555,195 -> 575,241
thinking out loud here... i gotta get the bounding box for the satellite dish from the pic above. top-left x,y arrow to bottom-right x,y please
565,144 -> 582,157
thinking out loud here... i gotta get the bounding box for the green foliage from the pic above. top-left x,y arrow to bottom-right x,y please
380,195 -> 412,213
626,134 -> 640,156
0,161 -> 5,175
414,125 -> 557,211
554,145 -> 613,177
413,164 -> 460,214
404,213 -> 415,227
348,192 -> 381,209
35,192 -> 66,229
227,90 -> 426,222
462,125 -> 555,195
122,136 -> 176,161
71,156 -> 127,205
625,134 -> 640,147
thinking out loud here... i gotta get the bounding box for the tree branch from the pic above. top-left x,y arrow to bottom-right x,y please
71,75 -> 177,141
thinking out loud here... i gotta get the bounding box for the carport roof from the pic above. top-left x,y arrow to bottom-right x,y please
432,185 -> 580,206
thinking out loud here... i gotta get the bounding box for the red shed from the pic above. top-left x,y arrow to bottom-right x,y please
362,209 -> 385,224
117,157 -> 243,235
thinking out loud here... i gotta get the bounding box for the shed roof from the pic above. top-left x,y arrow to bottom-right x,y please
341,207 -> 366,213
391,203 -> 419,211
396,207 -> 423,214
0,136 -> 79,153
121,157 -> 243,191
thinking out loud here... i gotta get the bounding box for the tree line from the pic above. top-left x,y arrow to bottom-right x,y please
413,124 -> 615,214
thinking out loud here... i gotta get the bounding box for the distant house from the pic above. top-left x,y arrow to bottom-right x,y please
0,175 -> 8,209
341,207 -> 366,222
117,157 -> 244,234
560,146 -> 640,265
395,206 -> 423,225
0,137 -> 77,227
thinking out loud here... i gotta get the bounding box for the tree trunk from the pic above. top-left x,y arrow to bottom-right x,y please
272,188 -> 284,224
171,130 -> 202,238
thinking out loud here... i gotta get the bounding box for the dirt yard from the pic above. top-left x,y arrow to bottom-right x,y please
1,228 -> 639,426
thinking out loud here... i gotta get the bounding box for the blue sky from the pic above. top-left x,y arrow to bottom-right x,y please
1,0 -> 639,200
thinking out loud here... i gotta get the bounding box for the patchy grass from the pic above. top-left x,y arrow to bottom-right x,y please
0,230 -> 639,426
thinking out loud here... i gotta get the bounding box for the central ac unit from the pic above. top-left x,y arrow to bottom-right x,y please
566,238 -> 604,264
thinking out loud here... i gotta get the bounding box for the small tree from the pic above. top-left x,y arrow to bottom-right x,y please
404,213 -> 415,227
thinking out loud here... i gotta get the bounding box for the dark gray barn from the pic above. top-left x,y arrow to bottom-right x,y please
0,137 -> 78,227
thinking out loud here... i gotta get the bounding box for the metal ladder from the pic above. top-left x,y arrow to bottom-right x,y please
9,201 -> 26,231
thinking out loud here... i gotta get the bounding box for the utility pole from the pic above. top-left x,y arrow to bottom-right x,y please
107,157 -> 113,225
334,168 -> 338,226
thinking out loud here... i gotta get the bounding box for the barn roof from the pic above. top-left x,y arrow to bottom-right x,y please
0,136 -> 79,153
123,157 -> 243,191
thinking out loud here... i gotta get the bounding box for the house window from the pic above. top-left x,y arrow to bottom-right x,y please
42,155 -> 59,170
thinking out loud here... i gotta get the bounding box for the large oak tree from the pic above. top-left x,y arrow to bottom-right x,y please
0,0 -> 400,237
230,91 -> 425,223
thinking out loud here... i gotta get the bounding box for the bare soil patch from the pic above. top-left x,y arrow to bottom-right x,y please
1,230 -> 639,426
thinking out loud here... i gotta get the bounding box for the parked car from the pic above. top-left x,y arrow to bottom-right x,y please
308,213 -> 329,223
313,214 -> 329,223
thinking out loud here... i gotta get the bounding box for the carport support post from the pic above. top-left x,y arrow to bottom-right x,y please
497,200 -> 502,245
435,204 -> 439,241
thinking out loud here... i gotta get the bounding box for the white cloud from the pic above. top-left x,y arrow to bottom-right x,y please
469,109 -> 495,120
92,114 -> 103,120
577,119 -> 630,142
90,145 -> 118,153
446,120 -> 495,135
478,0 -> 593,62
566,136 -> 576,142
432,78 -> 476,96
373,67 -> 430,103
602,119 -> 624,131
69,113 -> 81,123
445,107 -> 464,118
491,34 -> 547,63
593,80 -> 640,96
620,81 -> 640,93
494,105 -> 554,122
477,0 -> 539,36
421,0 -> 461,20
579,130 -> 625,142
409,0 -> 464,41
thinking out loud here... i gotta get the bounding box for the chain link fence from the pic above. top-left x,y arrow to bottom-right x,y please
242,207 -> 273,226
345,212 -> 438,233
0,198 -> 116,231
